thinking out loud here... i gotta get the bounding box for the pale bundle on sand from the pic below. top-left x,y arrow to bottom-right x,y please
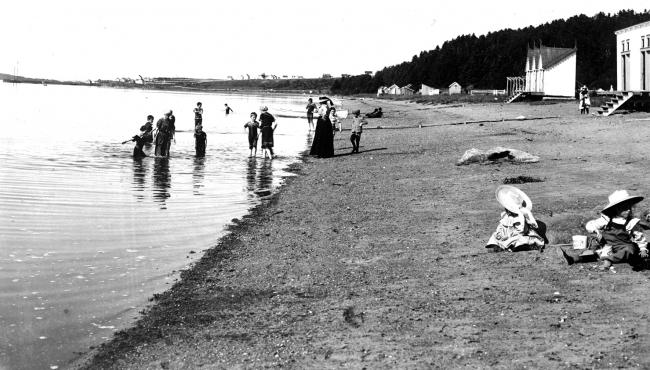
456,146 -> 540,165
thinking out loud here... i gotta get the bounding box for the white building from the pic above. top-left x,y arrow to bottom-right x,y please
401,84 -> 415,95
449,82 -> 462,95
616,21 -> 650,91
420,84 -> 440,95
524,46 -> 576,97
386,84 -> 401,95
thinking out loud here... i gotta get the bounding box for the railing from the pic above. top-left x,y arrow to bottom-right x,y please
470,89 -> 507,96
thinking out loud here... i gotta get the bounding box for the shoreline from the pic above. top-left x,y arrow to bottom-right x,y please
70,98 -> 650,369
68,156 -> 309,369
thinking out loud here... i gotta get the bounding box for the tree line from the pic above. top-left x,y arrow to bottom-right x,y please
331,10 -> 650,95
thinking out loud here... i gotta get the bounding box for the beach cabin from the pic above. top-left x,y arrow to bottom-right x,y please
524,45 -> 576,97
401,84 -> 415,96
597,21 -> 650,116
449,82 -> 461,95
386,84 -> 401,95
420,84 -> 440,95
616,21 -> 650,91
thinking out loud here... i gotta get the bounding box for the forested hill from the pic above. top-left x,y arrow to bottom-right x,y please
331,10 -> 650,95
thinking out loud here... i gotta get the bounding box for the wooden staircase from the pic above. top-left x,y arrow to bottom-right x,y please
597,92 -> 634,116
506,91 -> 525,104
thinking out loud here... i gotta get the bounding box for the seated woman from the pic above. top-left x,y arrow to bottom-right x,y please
485,185 -> 546,252
557,190 -> 649,270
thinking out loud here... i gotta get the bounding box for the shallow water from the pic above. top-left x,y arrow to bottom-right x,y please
0,83 -> 313,369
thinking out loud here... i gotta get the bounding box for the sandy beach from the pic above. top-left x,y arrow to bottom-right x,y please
71,98 -> 650,369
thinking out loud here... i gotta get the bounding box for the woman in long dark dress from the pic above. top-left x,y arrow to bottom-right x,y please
259,106 -> 277,158
309,97 -> 334,158
154,111 -> 173,157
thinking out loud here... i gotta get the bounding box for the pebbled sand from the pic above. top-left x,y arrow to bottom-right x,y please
71,98 -> 650,369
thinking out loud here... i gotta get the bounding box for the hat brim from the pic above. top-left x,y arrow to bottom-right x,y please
496,185 -> 533,213
602,195 -> 644,213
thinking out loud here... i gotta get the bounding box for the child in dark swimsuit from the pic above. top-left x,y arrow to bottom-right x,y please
124,135 -> 147,158
244,112 -> 260,157
194,125 -> 207,157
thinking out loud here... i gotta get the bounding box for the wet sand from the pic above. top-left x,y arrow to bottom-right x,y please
71,99 -> 650,369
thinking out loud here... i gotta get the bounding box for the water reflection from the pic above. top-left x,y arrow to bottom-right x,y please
255,158 -> 273,197
245,157 -> 274,198
193,156 -> 206,196
246,157 -> 257,199
153,157 -> 171,209
132,157 -> 147,201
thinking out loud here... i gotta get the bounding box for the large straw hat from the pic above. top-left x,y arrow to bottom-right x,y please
260,106 -> 268,112
495,185 -> 533,213
602,190 -> 643,214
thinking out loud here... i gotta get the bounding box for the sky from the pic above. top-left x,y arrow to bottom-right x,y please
1,0 -> 648,81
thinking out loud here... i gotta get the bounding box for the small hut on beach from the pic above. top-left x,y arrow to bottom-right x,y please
420,84 -> 440,95
386,84 -> 401,95
524,45 -> 576,98
506,45 -> 576,103
401,84 -> 415,95
449,82 -> 461,95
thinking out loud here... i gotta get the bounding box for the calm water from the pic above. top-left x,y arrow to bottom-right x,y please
0,83 -> 312,370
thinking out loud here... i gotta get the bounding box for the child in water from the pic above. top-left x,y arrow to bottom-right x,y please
194,102 -> 203,127
140,115 -> 154,143
244,112 -> 260,157
194,125 -> 207,157
485,185 -> 545,252
558,190 -> 649,270
123,135 -> 147,158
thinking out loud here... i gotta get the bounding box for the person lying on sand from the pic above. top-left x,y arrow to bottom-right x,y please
485,185 -> 546,252
557,190 -> 649,271
365,107 -> 383,118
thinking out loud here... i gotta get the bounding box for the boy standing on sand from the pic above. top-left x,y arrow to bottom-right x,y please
349,109 -> 367,153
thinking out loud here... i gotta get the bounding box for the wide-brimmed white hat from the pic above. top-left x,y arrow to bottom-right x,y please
495,185 -> 533,213
602,190 -> 643,213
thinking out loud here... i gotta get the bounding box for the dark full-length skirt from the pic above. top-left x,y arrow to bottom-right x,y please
309,117 -> 334,157
155,132 -> 171,157
261,126 -> 274,149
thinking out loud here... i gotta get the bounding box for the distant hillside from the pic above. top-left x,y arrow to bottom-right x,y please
332,10 -> 650,94
0,73 -> 334,93
0,73 -> 80,85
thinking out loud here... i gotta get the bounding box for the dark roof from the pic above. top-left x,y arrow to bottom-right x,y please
527,46 -> 576,70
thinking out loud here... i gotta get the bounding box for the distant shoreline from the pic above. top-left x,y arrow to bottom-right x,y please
0,77 -> 335,96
